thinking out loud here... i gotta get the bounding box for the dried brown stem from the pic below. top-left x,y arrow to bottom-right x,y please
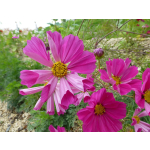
77,19 -> 85,36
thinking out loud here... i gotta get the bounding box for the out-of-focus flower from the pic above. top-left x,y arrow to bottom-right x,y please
0,30 -> 3,33
77,88 -> 127,132
12,36 -> 19,39
136,24 -> 140,26
147,30 -> 150,34
142,24 -> 149,28
19,31 -> 96,115
99,58 -> 140,95
49,125 -> 66,132
131,108 -> 150,132
19,30 -> 22,33
46,46 -> 50,51
134,68 -> 150,116
137,19 -> 145,22
93,48 -> 104,59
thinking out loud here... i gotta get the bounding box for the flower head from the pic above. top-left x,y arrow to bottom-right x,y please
93,48 -> 104,59
137,19 -> 145,22
19,30 -> 22,33
142,24 -> 149,28
147,30 -> 150,34
136,24 -> 140,26
49,125 -> 66,132
19,31 -> 96,115
134,68 -> 150,116
0,30 -> 3,33
12,35 -> 19,39
77,88 -> 127,132
99,58 -> 140,95
131,108 -> 150,132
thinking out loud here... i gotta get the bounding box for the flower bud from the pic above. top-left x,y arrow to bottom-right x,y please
46,46 -> 50,51
94,48 -> 104,59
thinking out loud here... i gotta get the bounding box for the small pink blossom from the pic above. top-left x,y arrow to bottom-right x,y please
147,30 -> 150,34
142,24 -> 149,28
137,19 -> 144,22
136,24 -> 140,26
131,108 -> 150,132
12,35 -> 19,39
49,125 -> 66,132
99,58 -> 140,95
77,88 -> 127,132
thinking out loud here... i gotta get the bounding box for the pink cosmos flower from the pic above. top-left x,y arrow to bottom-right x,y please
99,58 -> 139,95
136,24 -> 140,26
131,108 -> 150,132
137,19 -> 144,22
12,36 -> 19,39
49,125 -> 66,132
19,31 -> 96,115
142,24 -> 149,28
77,88 -> 127,132
134,68 -> 150,116
147,30 -> 150,34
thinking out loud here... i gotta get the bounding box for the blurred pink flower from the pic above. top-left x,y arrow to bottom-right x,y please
77,88 -> 127,132
12,36 -> 19,39
49,125 -> 66,132
142,24 -> 149,28
147,30 -> 150,34
19,31 -> 96,115
131,108 -> 150,132
99,58 -> 140,95
134,68 -> 150,116
136,24 -> 140,26
137,19 -> 144,22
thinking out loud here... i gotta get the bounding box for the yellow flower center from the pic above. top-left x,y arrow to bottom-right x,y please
133,116 -> 140,124
112,75 -> 121,85
144,90 -> 150,104
52,61 -> 67,78
95,104 -> 105,115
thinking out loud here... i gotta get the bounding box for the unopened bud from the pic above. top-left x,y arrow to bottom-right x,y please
94,48 -> 104,59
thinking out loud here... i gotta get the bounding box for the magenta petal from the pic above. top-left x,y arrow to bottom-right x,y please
106,59 -> 112,78
112,59 -> 125,77
142,68 -> 150,82
20,70 -> 52,88
135,90 -> 145,108
127,79 -> 142,91
66,73 -> 84,91
133,107 -> 142,116
68,51 -> 96,74
19,86 -> 44,95
141,73 -> 150,92
57,126 -> 66,132
99,69 -> 111,83
47,95 -> 55,115
138,110 -> 148,118
47,31 -> 61,62
131,118 -> 137,126
23,37 -> 53,67
33,97 -> 44,110
117,84 -> 131,95
75,93 -> 84,106
60,34 -> 84,64
49,125 -> 57,132
105,101 -> 127,119
121,66 -> 138,83
84,92 -> 91,103
145,102 -> 150,116
41,77 -> 58,103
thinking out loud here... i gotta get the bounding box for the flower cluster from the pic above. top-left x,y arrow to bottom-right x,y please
19,31 -> 150,132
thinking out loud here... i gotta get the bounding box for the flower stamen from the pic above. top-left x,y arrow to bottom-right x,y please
133,116 -> 140,124
52,61 -> 67,78
112,75 -> 121,85
144,90 -> 150,104
95,104 -> 105,115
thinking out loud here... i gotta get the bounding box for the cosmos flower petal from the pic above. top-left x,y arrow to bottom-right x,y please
142,68 -> 150,82
127,79 -> 142,91
47,95 -> 55,115
138,110 -> 148,118
99,69 -> 111,83
23,37 -> 53,67
33,97 -> 44,110
47,31 -> 62,62
19,86 -> 44,95
48,125 -> 57,132
141,72 -> 150,92
133,107 -> 142,116
60,34 -> 84,64
118,84 -> 131,95
57,126 -> 66,132
145,102 -> 150,116
121,66 -> 138,83
68,51 -> 96,74
20,70 -> 53,88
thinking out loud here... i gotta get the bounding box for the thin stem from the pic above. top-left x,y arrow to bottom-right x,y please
77,19 -> 85,36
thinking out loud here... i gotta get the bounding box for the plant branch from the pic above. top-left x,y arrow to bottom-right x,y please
77,19 -> 85,36
95,19 -> 132,48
